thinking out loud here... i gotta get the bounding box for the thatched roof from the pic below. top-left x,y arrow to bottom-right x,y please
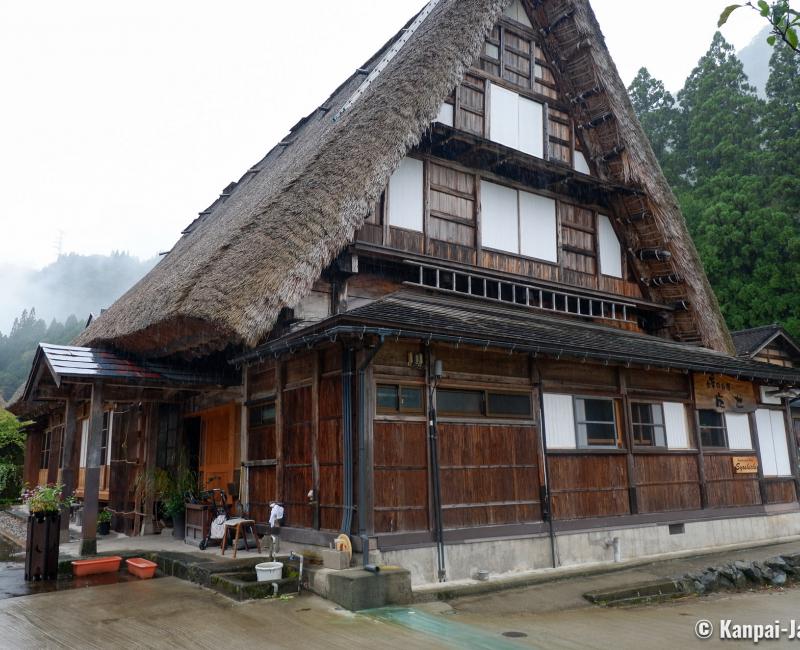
77,0 -> 733,358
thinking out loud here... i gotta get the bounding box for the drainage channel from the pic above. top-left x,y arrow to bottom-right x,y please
364,606 -> 536,649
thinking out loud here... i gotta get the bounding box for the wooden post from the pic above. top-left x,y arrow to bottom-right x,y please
784,399 -> 800,501
58,396 -> 77,543
311,351 -> 320,530
618,369 -> 638,515
275,361 -> 284,502
80,382 -> 104,556
141,404 -> 159,535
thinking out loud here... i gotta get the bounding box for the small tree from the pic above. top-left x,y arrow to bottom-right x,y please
0,410 -> 29,502
720,1 -> 799,54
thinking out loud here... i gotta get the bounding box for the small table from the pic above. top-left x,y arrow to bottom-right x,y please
220,518 -> 261,559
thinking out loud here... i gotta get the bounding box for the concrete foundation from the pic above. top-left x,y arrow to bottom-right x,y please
375,510 -> 800,586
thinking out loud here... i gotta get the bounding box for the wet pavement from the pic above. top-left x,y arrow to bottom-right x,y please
2,573 -> 800,648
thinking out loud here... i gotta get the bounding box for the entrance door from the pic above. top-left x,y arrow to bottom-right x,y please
199,405 -> 236,493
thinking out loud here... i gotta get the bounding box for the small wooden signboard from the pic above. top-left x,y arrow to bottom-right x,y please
732,456 -> 759,474
694,373 -> 757,413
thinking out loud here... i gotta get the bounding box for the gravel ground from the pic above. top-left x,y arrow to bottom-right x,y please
0,511 -> 26,546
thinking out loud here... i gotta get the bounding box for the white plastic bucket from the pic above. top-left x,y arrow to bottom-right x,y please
255,562 -> 283,582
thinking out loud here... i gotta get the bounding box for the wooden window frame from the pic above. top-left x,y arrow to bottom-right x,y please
376,383 -> 425,415
248,400 -> 276,429
630,401 -> 667,448
436,387 -> 533,420
697,409 -> 728,449
573,395 -> 621,449
39,429 -> 51,471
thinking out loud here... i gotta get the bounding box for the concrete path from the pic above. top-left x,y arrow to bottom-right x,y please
0,577 -> 447,650
3,573 -> 800,648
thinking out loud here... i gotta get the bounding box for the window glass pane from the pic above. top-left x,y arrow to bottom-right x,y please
582,399 -> 614,423
487,392 -> 531,417
438,389 -> 483,416
585,422 -> 617,445
249,403 -> 276,427
575,398 -> 617,447
485,41 -> 499,59
698,409 -> 726,448
377,385 -> 399,411
400,386 -> 423,412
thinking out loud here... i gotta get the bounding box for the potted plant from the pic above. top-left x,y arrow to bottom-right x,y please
97,508 -> 112,536
21,483 -> 71,580
163,464 -> 198,540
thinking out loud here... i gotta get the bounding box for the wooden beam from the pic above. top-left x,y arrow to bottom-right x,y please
79,382 -> 104,556
58,395 -> 77,543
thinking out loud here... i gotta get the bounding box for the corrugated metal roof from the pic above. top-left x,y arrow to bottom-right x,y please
30,343 -> 228,394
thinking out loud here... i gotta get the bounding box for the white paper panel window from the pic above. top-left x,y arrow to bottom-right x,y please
489,84 -> 544,158
760,386 -> 783,405
504,0 -> 533,27
771,410 -> 792,476
79,419 -> 89,468
663,402 -> 690,449
518,95 -> 544,158
435,102 -> 454,127
725,413 -> 753,450
387,157 -> 424,232
519,191 -> 557,262
574,150 -> 591,175
543,394 -> 576,449
598,215 -> 623,278
490,84 -> 520,151
756,409 -> 779,476
481,180 -> 519,253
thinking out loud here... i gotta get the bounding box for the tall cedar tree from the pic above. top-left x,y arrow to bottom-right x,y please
628,33 -> 800,338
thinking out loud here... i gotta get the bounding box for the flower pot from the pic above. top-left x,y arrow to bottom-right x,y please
71,556 -> 122,577
126,557 -> 157,579
25,512 -> 60,581
171,511 -> 186,539
97,521 -> 111,536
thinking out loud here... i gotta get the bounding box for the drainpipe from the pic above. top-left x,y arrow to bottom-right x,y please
428,356 -> 447,582
537,387 -> 558,568
340,348 -> 354,534
357,338 -> 384,566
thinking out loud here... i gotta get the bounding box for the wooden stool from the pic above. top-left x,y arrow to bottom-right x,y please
220,518 -> 261,559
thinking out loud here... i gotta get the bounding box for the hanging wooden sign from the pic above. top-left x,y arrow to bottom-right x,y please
732,456 -> 759,474
693,373 -> 757,413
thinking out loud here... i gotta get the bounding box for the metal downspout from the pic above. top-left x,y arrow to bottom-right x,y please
428,356 -> 447,582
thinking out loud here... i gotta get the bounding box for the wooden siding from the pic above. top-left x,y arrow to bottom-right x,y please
282,385 -> 313,528
319,375 -> 344,531
634,454 -> 701,513
373,421 -> 429,533
704,453 -> 762,508
548,454 -> 629,519
439,422 -> 541,528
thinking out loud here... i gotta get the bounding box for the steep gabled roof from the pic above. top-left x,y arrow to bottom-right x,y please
732,325 -> 800,359
76,0 -> 732,358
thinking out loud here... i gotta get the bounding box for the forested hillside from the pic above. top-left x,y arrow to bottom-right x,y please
629,37 -> 800,339
0,252 -> 156,403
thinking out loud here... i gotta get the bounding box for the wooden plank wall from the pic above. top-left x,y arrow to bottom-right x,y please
439,422 -> 541,527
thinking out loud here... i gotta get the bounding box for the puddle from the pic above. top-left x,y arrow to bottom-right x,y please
0,538 -> 153,600
365,606 -> 535,649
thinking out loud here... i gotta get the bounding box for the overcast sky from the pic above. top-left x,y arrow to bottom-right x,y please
0,1 -> 765,271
